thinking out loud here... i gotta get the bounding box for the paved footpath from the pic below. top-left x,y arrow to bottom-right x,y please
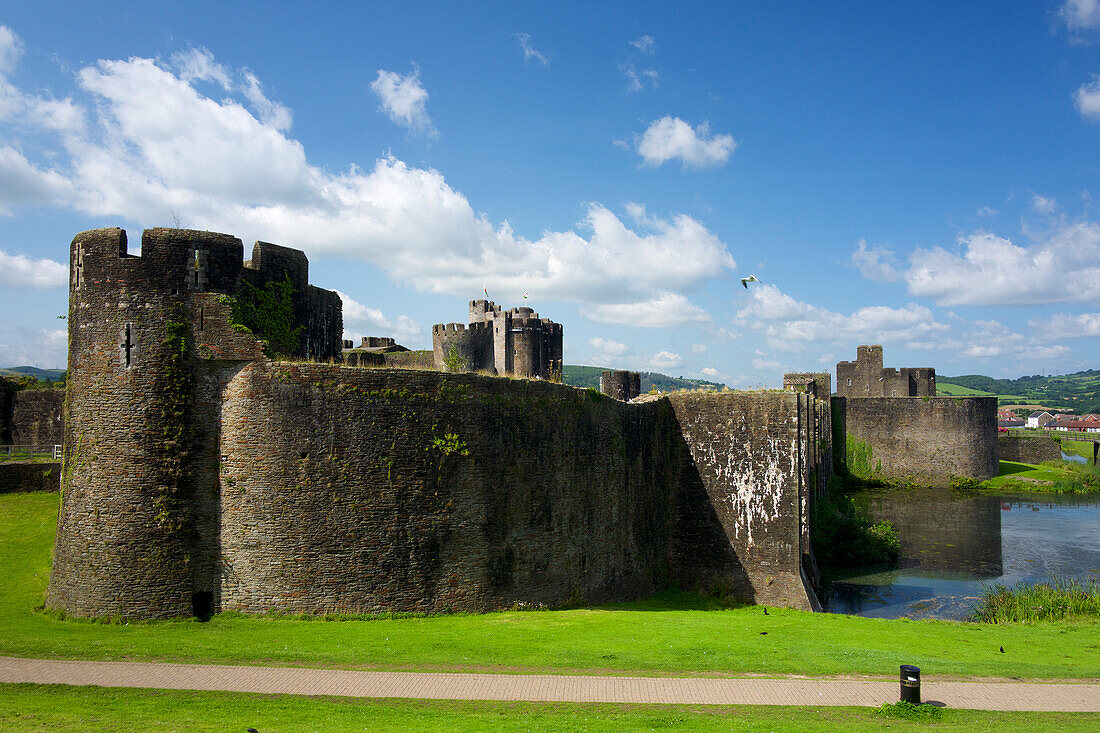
0,657 -> 1097,712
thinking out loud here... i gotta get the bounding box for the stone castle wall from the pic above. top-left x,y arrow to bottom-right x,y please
51,362 -> 824,616
600,370 -> 641,401
997,435 -> 1062,465
835,396 -> 998,485
0,384 -> 63,445
433,301 -> 562,380
47,227 -> 824,619
837,345 -> 935,398
48,227 -> 338,619
667,391 -> 821,609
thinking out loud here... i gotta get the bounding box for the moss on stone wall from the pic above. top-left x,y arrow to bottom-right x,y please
229,274 -> 303,358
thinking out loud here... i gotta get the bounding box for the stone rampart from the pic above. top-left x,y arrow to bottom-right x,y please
667,391 -> 821,610
8,390 -> 64,445
835,396 -> 998,485
0,462 -> 60,493
997,435 -> 1062,465
48,227 -> 823,619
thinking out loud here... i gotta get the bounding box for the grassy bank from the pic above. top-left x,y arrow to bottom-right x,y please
0,684 -> 1097,732
981,460 -> 1100,493
4,492 -> 1099,680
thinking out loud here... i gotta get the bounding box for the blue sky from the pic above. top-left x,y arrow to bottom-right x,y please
2,1 -> 1099,384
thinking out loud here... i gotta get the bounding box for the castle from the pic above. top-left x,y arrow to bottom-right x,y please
43,229 -> 998,621
47,227 -> 829,620
831,346 -> 996,485
836,345 -> 935,397
432,300 -> 563,380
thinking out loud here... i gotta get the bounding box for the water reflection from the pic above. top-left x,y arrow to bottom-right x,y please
823,489 -> 1100,620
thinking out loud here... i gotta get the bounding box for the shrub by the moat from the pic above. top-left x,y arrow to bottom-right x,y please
970,578 -> 1100,623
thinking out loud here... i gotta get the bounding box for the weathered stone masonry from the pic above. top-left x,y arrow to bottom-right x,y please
48,227 -> 823,619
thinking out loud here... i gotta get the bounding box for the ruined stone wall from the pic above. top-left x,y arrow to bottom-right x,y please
836,396 -> 997,485
665,391 -> 820,610
836,346 -> 935,397
997,436 -> 1062,465
0,462 -> 60,493
9,390 -> 64,445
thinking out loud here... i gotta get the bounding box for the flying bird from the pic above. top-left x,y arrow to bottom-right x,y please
740,275 -> 760,289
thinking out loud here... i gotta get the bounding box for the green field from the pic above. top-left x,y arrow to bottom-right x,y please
562,365 -> 725,392
940,369 -> 1100,413
0,684 -> 1096,732
3,492 -> 1099,681
934,382 -> 994,396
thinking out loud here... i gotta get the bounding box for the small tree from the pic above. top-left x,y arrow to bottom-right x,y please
442,343 -> 467,373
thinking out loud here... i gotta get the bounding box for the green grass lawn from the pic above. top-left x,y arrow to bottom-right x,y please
3,492 -> 1099,681
982,460 -> 1099,493
0,685 -> 1097,732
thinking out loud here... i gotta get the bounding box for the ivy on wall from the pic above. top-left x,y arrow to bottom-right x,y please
230,275 -> 303,358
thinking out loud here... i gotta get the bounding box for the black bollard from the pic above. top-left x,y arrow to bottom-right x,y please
900,664 -> 921,704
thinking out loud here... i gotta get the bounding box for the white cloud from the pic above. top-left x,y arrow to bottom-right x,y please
630,35 -> 655,54
0,147 -> 75,213
737,283 -> 948,351
751,357 -> 781,371
338,291 -> 424,347
1060,0 -> 1100,31
1074,76 -> 1100,119
1029,312 -> 1100,340
904,224 -> 1100,306
589,337 -> 628,356
700,367 -> 719,377
850,239 -> 899,282
171,48 -> 292,131
1031,193 -> 1057,214
0,25 -> 23,78
621,65 -> 658,93
976,206 -> 997,217
0,37 -> 735,320
0,249 -> 67,289
0,327 -> 66,368
370,66 -> 437,137
514,33 -> 548,66
691,343 -> 708,354
649,350 -> 682,369
636,117 -> 736,169
589,292 -> 712,328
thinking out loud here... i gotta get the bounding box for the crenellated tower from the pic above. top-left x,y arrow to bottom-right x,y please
47,227 -> 341,619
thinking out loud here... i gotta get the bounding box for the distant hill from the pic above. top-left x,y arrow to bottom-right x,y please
0,366 -> 66,382
562,365 -> 725,393
938,369 -> 1100,414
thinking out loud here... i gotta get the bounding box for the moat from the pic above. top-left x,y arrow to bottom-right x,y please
822,488 -> 1100,620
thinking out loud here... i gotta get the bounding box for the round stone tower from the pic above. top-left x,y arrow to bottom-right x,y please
47,227 -> 244,618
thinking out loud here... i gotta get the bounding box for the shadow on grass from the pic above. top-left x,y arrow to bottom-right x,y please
998,461 -> 1033,477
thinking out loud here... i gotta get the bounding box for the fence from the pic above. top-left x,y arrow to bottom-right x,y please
1,445 -> 62,460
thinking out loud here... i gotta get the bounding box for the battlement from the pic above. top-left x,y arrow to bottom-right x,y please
836,345 -> 935,398
433,322 -> 492,334
435,299 -> 562,379
469,299 -> 504,323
